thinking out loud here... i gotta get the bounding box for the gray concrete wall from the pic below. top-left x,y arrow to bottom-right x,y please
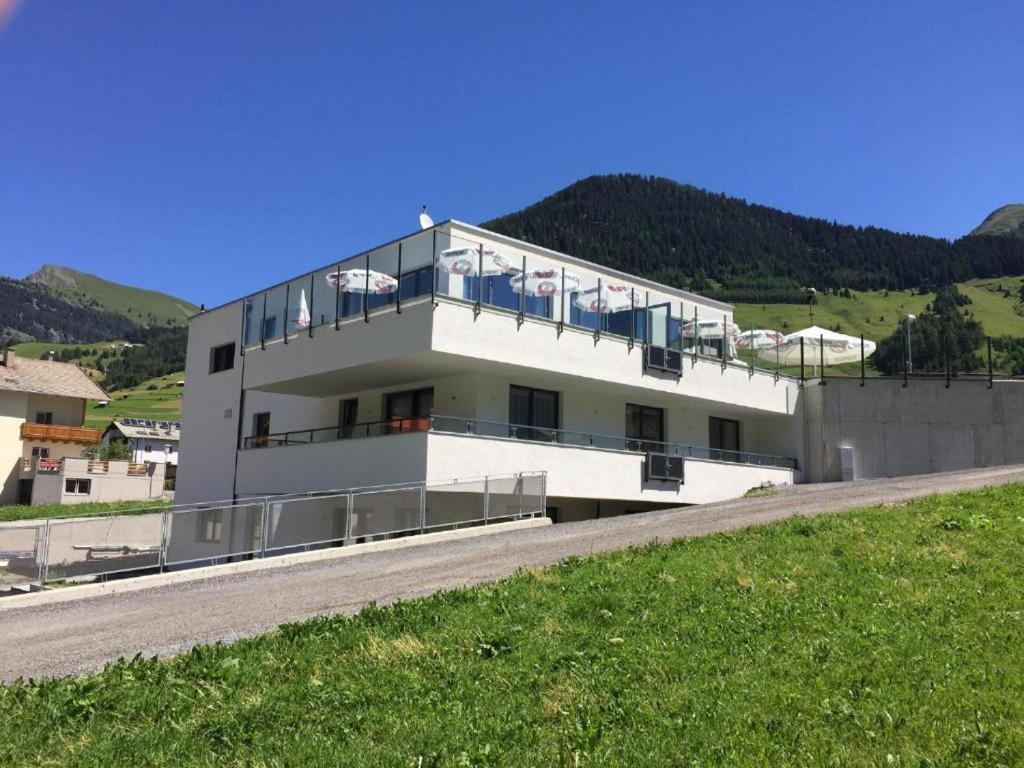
804,378 -> 1024,482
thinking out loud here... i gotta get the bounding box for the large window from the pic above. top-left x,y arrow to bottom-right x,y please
209,342 -> 236,373
251,412 -> 270,447
35,411 -> 53,425
625,403 -> 665,453
339,398 -> 358,438
384,388 -> 433,430
509,385 -> 560,441
709,416 -> 741,460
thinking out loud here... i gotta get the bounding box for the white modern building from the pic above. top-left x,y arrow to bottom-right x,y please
177,221 -> 805,520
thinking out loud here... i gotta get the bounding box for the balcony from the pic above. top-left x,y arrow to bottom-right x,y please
21,456 -> 149,476
242,414 -> 797,470
20,423 -> 102,445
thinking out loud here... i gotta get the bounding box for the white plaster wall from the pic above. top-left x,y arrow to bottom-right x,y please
234,431 -> 429,497
426,433 -> 793,505
0,391 -> 28,505
176,304 -> 246,505
26,394 -> 85,427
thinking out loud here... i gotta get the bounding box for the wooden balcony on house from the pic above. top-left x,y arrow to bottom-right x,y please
20,423 -> 103,444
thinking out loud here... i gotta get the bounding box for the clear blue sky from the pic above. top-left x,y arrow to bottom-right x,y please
2,1 -> 1022,307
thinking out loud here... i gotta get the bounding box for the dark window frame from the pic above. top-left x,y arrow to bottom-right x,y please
209,342 -> 236,374
384,387 -> 434,430
64,478 -> 91,495
35,411 -> 54,425
709,416 -> 741,460
625,403 -> 665,453
509,385 -> 561,441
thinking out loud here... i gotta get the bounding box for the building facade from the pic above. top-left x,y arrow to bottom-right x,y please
102,419 -> 180,467
0,350 -> 109,505
177,221 -> 805,517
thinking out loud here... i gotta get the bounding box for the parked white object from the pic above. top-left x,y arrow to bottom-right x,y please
510,266 -> 581,297
326,269 -> 398,294
573,284 -> 640,313
291,289 -> 311,329
436,246 -> 512,277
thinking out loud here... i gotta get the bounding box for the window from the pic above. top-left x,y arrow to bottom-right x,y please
509,385 -> 560,441
197,509 -> 223,542
209,342 -> 236,373
625,404 -> 665,452
144,444 -> 153,452
64,478 -> 91,495
31,447 -> 49,459
35,411 -> 54,425
384,388 -> 433,431
339,398 -> 358,438
709,417 -> 741,461
251,412 -> 270,447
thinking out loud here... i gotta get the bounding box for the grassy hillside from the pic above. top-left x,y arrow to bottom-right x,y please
3,484 -> 1023,765
733,277 -> 1023,341
85,372 -> 184,429
26,265 -> 198,327
970,204 -> 1024,238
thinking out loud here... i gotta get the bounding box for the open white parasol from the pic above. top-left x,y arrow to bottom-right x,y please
436,246 -> 511,277
326,269 -> 398,294
572,284 -> 640,314
510,266 -> 582,297
761,326 -> 877,367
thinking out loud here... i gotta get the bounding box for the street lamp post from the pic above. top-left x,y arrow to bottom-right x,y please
904,314 -> 916,375
806,287 -> 817,320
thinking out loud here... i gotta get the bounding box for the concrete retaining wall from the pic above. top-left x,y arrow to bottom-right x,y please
804,378 -> 1024,482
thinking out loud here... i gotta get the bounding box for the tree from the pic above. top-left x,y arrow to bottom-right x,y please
82,441 -> 133,461
873,286 -> 984,375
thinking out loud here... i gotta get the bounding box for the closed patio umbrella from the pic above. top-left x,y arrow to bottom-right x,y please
436,246 -> 512,277
326,268 -> 398,294
290,289 -> 311,329
682,319 -> 742,339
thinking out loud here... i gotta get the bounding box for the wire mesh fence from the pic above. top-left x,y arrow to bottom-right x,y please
1,472 -> 545,590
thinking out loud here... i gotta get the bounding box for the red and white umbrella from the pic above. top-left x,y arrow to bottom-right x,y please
734,329 -> 784,349
510,266 -> 581,297
573,284 -> 640,314
326,269 -> 398,294
682,319 -> 741,339
436,246 -> 511,277
290,289 -> 311,329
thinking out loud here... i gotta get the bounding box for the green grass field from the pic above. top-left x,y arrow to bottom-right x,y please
0,499 -> 170,524
732,277 -> 1023,341
84,372 -> 184,428
3,484 -> 1022,766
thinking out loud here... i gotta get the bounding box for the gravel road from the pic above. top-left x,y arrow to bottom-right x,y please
3,465 -> 1023,682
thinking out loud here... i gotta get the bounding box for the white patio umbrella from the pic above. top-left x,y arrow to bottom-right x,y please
735,329 -> 784,349
572,284 -> 640,314
436,246 -> 511,277
510,266 -> 581,297
326,268 -> 398,294
682,319 -> 742,339
761,326 -> 876,368
290,289 -> 310,329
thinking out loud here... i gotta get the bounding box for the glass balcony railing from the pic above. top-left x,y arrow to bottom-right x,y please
241,414 -> 798,470
234,224 -> 769,370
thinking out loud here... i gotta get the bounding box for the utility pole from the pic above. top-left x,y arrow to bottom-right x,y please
904,314 -> 916,375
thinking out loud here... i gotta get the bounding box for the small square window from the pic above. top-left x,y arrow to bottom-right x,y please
209,343 -> 236,374
197,509 -> 223,542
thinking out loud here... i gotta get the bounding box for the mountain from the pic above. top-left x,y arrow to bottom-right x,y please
0,277 -> 147,346
483,175 -> 1024,303
970,204 -> 1024,239
26,265 -> 198,327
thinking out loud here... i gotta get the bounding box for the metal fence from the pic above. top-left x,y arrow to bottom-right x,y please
1,472 -> 545,591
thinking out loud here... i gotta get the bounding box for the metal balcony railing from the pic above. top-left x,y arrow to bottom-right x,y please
242,413 -> 798,470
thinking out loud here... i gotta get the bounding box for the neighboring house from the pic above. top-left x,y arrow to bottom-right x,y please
0,349 -> 109,505
102,419 -> 180,468
0,350 -> 168,507
177,220 -> 805,520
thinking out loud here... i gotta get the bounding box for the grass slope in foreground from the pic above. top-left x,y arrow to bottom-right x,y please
0,499 -> 169,524
3,485 -> 1024,766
